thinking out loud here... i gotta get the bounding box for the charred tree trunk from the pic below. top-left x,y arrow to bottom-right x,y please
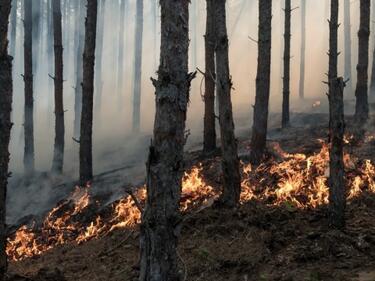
132,0 -> 143,133
94,0 -> 105,115
299,0 -> 306,99
79,0 -> 97,185
139,1 -> 193,279
282,0 -> 291,128
47,0 -> 54,94
250,0 -> 272,165
32,0 -> 41,74
51,0 -> 64,174
0,0 -> 13,277
344,0 -> 353,93
203,0 -> 216,154
117,0 -> 126,105
23,0 -> 35,176
9,0 -> 17,57
354,0 -> 370,123
214,0 -> 241,207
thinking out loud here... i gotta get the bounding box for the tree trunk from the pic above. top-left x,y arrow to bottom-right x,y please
344,0 -> 353,93
94,0 -> 105,115
51,0 -> 64,174
250,0 -> 272,165
47,0 -> 54,94
203,0 -> 216,154
0,1 -> 13,278
282,0 -> 291,128
79,0 -> 97,185
117,0 -> 126,106
74,0 -> 84,139
354,0 -> 370,123
23,0 -> 35,176
32,0 -> 41,74
132,0 -> 143,133
214,0 -> 241,207
139,0 -> 193,279
299,0 -> 306,99
9,0 -> 17,57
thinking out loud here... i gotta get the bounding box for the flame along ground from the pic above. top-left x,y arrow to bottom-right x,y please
6,141 -> 375,261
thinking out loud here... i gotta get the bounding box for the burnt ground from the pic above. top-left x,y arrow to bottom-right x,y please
6,113 -> 375,281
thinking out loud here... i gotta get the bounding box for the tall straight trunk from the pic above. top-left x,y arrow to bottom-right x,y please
344,0 -> 353,93
79,0 -> 97,185
282,0 -> 291,128
132,0 -> 143,133
74,0 -> 84,139
298,0 -> 306,99
51,0 -> 64,174
23,0 -> 35,176
203,0 -> 216,153
250,0 -> 272,165
139,0 -> 193,279
328,0 -> 346,229
117,0 -> 126,105
47,0 -> 54,93
94,0 -> 105,115
9,0 -> 17,57
0,1 -> 13,278
354,0 -> 370,122
214,0 -> 241,207
32,0 -> 41,74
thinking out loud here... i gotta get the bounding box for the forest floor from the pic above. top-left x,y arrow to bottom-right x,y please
6,113 -> 375,281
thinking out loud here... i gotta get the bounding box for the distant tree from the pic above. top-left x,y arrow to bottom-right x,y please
23,0 -> 35,176
354,0 -> 370,123
299,0 -> 306,99
51,0 -> 65,174
214,0 -> 241,207
132,0 -> 143,133
116,0 -> 126,106
203,0 -> 216,154
9,0 -> 17,57
79,0 -> 98,185
282,0 -> 291,128
327,0 -> 346,229
94,0 -> 105,115
250,0 -> 272,165
0,0 -> 13,278
344,0 -> 353,93
139,0 -> 194,279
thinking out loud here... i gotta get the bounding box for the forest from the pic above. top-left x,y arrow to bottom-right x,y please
0,0 -> 375,280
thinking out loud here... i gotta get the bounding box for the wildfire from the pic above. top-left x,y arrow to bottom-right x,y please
6,142 -> 375,261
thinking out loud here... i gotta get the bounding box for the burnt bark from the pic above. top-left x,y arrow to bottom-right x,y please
79,0 -> 97,185
282,0 -> 291,128
94,0 -> 105,115
117,0 -> 126,105
299,0 -> 306,99
354,0 -> 370,123
51,0 -> 64,174
214,0 -> 241,207
139,0 -> 193,279
23,0 -> 35,176
203,0 -> 216,154
250,0 -> 272,165
74,0 -> 84,139
344,0 -> 353,93
132,0 -> 143,133
0,1 -> 13,278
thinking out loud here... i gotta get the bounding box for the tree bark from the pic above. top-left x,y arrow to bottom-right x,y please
0,1 -> 13,278
94,0 -> 105,115
282,0 -> 291,128
132,0 -> 143,133
32,0 -> 41,74
299,0 -> 306,99
23,0 -> 35,176
203,0 -> 216,154
139,1 -> 193,279
344,0 -> 353,93
79,0 -> 97,185
117,0 -> 126,107
354,0 -> 370,123
214,0 -> 241,207
74,0 -> 84,139
51,0 -> 65,174
250,0 -> 272,165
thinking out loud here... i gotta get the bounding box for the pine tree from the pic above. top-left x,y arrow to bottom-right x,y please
282,0 -> 291,128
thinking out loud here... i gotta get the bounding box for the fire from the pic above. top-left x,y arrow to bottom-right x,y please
6,142 -> 375,261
